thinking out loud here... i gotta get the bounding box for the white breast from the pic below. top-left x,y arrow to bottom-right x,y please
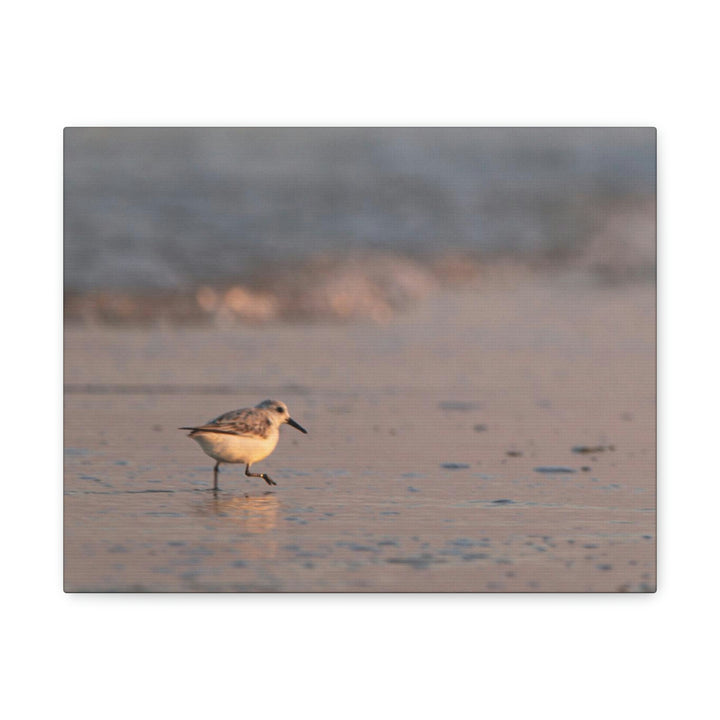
191,429 -> 279,465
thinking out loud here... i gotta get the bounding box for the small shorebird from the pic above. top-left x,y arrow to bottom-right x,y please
180,399 -> 307,490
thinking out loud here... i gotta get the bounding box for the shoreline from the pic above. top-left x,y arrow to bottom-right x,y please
64,274 -> 655,592
64,242 -> 655,326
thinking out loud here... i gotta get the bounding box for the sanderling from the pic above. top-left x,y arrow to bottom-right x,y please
180,399 -> 307,490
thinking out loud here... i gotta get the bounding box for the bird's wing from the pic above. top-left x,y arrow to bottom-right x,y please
208,407 -> 254,424
183,407 -> 272,438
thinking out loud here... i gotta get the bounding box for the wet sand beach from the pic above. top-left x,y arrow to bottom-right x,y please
64,271 -> 655,592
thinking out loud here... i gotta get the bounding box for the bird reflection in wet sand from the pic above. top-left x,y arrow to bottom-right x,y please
180,399 -> 308,490
201,494 -> 280,534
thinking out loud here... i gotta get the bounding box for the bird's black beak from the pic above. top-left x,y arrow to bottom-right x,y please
287,417 -> 308,434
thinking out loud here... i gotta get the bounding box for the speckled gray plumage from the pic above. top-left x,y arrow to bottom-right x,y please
180,399 -> 288,439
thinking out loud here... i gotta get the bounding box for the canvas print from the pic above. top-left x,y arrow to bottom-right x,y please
63,127 -> 656,592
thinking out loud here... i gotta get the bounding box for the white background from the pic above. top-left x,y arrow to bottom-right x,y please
3,1 -> 717,718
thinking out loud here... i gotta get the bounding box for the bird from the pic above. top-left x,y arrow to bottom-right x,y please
179,399 -> 307,490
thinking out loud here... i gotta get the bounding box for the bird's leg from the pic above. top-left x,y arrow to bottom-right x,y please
213,461 -> 220,491
245,464 -> 277,486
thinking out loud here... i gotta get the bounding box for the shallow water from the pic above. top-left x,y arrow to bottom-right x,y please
64,280 -> 656,592
64,419 -> 655,593
64,418 -> 655,592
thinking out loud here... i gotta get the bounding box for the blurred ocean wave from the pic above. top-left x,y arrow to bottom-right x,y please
65,129 -> 654,279
64,128 -> 654,323
64,250 -> 455,325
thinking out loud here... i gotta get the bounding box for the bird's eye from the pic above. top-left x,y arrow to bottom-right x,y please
276,406 -> 283,413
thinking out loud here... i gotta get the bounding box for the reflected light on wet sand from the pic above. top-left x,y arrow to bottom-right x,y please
200,494 -> 280,534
